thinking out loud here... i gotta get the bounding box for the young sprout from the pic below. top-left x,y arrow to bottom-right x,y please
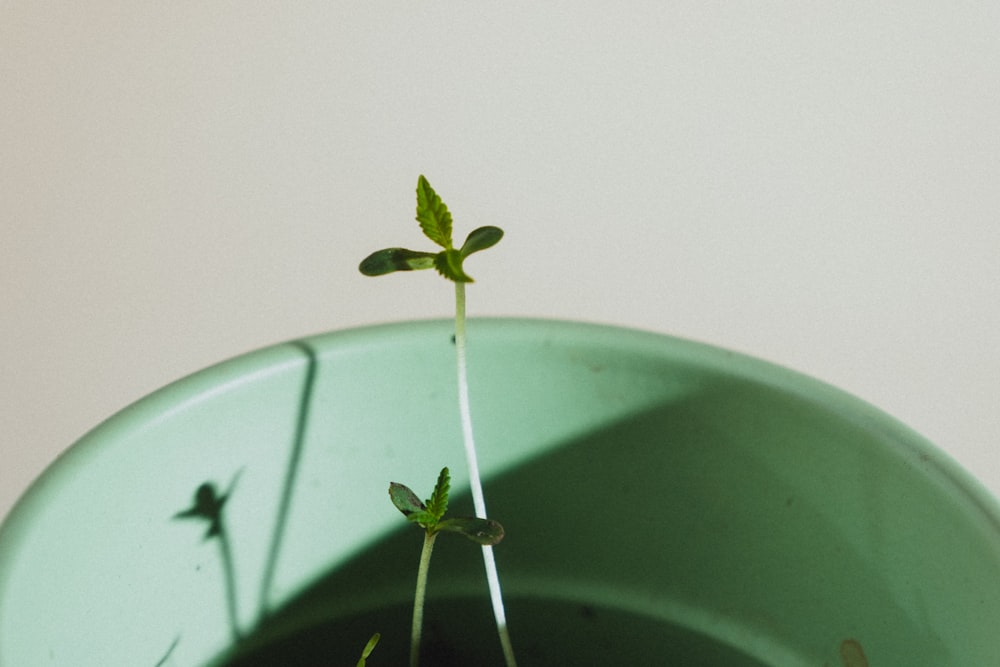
355,632 -> 381,667
390,467 -> 504,667
360,175 -> 516,666
173,472 -> 243,643
358,175 -> 503,284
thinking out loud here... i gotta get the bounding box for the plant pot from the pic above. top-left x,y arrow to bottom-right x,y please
2,319 -> 999,666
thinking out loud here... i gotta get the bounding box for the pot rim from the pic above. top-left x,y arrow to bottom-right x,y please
3,316 -> 998,543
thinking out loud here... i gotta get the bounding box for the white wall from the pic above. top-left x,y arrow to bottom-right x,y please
2,2 -> 998,521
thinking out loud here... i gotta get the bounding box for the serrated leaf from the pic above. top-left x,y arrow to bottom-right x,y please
388,482 -> 426,517
436,517 -> 505,545
434,249 -> 472,283
460,226 -> 504,258
359,248 -> 436,276
415,175 -> 453,249
425,467 -> 450,521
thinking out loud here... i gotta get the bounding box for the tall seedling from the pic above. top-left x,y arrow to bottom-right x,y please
360,176 -> 515,666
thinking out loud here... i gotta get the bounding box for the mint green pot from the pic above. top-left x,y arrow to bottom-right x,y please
2,319 -> 999,666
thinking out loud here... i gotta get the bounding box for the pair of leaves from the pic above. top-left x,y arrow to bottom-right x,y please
359,175 -> 504,283
390,467 -> 451,527
389,467 -> 504,546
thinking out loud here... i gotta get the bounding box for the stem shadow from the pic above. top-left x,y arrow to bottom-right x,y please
257,339 -> 320,618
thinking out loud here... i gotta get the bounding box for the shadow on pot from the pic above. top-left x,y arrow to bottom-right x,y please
208,379 -> 953,666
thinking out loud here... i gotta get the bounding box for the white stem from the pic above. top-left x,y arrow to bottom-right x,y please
454,282 -> 517,667
454,283 -> 488,519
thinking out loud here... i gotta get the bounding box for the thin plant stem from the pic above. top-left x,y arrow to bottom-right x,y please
454,281 -> 517,667
217,524 -> 243,643
410,531 -> 438,667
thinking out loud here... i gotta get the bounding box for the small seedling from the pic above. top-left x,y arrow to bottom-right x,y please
355,632 -> 381,667
173,472 -> 243,643
361,175 -> 516,667
358,175 -> 503,284
390,467 -> 504,667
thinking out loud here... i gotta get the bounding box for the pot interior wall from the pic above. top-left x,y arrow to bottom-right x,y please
2,319 -> 999,666
216,371 -> 1000,665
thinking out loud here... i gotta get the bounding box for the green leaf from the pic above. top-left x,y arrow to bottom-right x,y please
415,175 -> 453,249
460,226 -> 504,258
356,632 -> 380,667
405,510 -> 437,527
388,482 -> 426,517
359,247 -> 436,276
436,517 -> 505,545
434,249 -> 472,283
425,467 -> 450,521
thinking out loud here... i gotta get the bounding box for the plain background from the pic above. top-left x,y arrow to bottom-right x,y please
1,3 -> 998,523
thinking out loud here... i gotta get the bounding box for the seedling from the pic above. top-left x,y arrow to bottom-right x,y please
173,472 -> 244,643
390,467 -> 504,667
360,175 -> 516,666
358,175 -> 503,284
164,178 -> 510,663
355,632 -> 381,667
